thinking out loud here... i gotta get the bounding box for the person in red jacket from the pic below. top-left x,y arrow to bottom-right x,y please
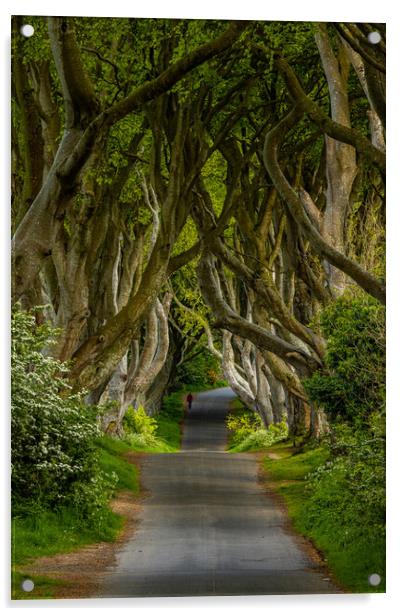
186,392 -> 193,410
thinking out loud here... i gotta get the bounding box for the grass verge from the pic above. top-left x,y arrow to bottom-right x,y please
157,389 -> 186,449
263,441 -> 385,593
12,436 -> 140,599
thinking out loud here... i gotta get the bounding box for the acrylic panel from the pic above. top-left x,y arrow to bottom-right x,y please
11,15 -> 386,600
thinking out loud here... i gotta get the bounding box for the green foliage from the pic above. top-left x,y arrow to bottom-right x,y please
12,500 -> 122,567
173,217 -> 198,257
304,294 -> 385,424
305,415 -> 385,545
226,410 -> 263,444
13,16 -> 52,64
156,390 -> 187,450
123,404 -> 157,436
122,398 -> 186,453
202,149 -> 226,215
176,350 -> 225,389
231,425 -> 289,453
226,409 -> 288,452
11,305 -> 117,517
168,270 -> 226,391
264,445 -> 328,481
11,307 -> 144,600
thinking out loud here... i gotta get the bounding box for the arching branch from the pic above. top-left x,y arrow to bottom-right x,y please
263,107 -> 386,304
274,55 -> 385,172
197,252 -> 322,375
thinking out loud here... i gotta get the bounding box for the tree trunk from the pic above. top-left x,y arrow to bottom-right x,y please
315,25 -> 358,295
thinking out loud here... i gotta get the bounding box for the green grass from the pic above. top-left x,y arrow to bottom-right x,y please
157,390 -> 186,449
96,436 -> 140,490
263,442 -> 385,593
228,433 -> 280,453
12,436 -> 140,599
264,444 -> 328,481
124,434 -> 177,453
266,440 -> 295,457
12,502 -> 124,567
229,397 -> 246,412
156,417 -> 181,448
226,399 -> 253,451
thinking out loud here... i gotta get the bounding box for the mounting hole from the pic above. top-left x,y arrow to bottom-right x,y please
20,24 -> 35,38
368,573 -> 381,586
367,31 -> 381,45
21,579 -> 35,592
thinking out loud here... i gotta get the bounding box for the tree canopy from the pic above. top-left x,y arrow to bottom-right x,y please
11,16 -> 385,435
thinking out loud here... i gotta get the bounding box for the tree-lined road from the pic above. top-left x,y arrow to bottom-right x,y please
98,389 -> 339,597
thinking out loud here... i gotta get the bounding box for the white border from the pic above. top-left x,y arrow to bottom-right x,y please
2,1 -> 401,615
0,0 -> 396,21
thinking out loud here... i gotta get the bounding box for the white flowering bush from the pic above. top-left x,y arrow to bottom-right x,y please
11,306 -> 116,514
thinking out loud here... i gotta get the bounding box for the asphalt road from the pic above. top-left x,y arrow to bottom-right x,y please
98,388 -> 339,597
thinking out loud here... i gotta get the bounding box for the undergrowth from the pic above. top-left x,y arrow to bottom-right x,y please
122,388 -> 187,452
226,402 -> 288,452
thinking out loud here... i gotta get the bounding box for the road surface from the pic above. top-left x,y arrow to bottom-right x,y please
98,388 -> 338,597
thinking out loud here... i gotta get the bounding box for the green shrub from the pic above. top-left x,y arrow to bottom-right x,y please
126,432 -> 157,448
226,410 -> 262,444
304,294 -> 385,424
123,404 -> 157,436
12,436 -> 140,569
227,409 -> 288,452
303,294 -> 385,539
123,404 -> 160,448
122,403 -> 183,451
304,415 -> 385,540
11,306 -> 116,513
95,436 -> 140,492
232,424 -> 289,452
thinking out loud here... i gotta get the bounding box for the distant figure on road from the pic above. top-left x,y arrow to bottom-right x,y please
186,392 -> 193,410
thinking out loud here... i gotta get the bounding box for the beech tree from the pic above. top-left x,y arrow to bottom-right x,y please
12,17 -> 385,436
